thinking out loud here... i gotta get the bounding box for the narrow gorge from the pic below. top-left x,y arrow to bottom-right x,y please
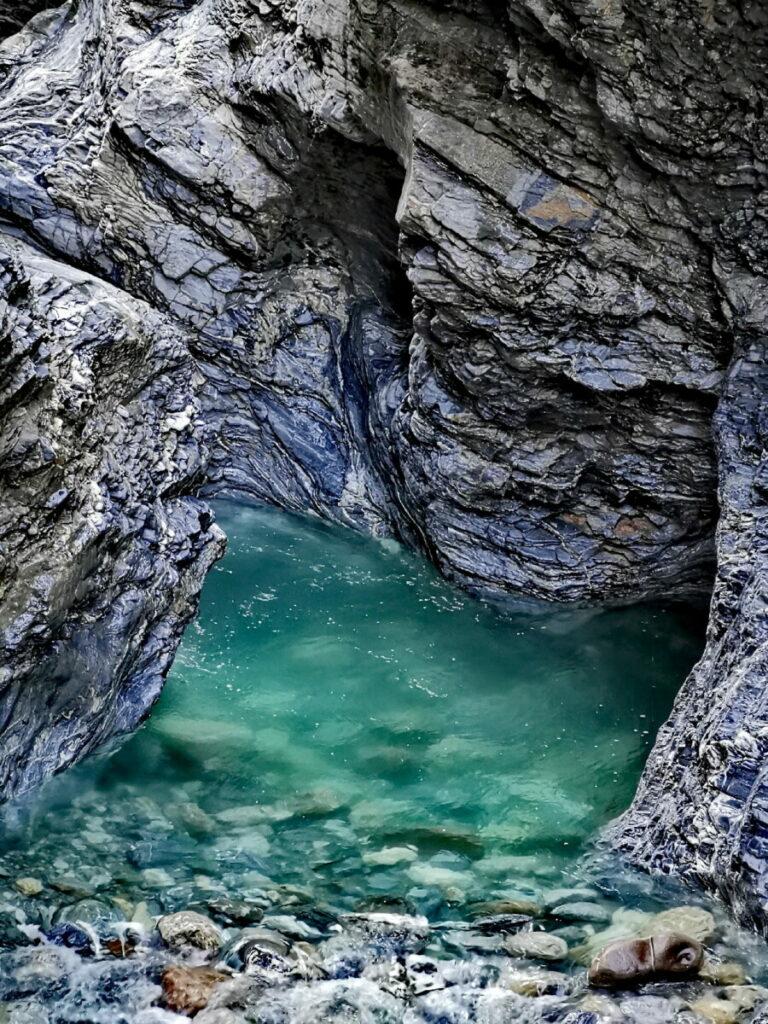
1,0 -> 768,1020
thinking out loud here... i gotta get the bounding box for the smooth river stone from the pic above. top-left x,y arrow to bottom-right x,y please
550,901 -> 611,924
504,931 -> 568,961
543,888 -> 600,910
647,906 -> 715,943
406,863 -> 474,890
588,933 -> 703,988
158,911 -> 222,952
162,966 -> 228,1016
688,997 -> 741,1024
14,878 -> 43,897
469,898 -> 542,918
362,847 -> 418,866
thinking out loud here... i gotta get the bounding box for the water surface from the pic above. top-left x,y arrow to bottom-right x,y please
0,500 -> 707,917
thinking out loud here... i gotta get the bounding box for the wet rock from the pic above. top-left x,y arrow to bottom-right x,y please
469,899 -> 543,918
157,911 -> 222,953
239,943 -> 292,984
106,935 -> 138,959
552,903 -> 612,925
544,889 -> 601,911
440,929 -> 506,956
142,869 -> 175,889
579,993 -> 624,1019
0,911 -> 30,949
406,863 -> 474,891
618,994 -> 677,1023
49,877 -> 95,901
222,927 -> 321,985
223,927 -> 291,965
648,908 -> 716,944
13,880 -> 42,899
505,931 -> 569,962
383,826 -> 483,861
44,923 -> 95,956
205,899 -> 265,928
362,848 -> 418,867
570,909 -> 653,965
727,984 -> 768,1008
161,965 -> 229,1016
174,803 -> 217,839
340,913 -> 429,954
131,902 -> 157,933
589,933 -> 703,989
505,967 -> 568,996
472,914 -> 532,935
215,805 -> 290,828
260,915 -> 324,942
203,975 -> 265,1016
687,996 -> 740,1024
700,961 -> 748,986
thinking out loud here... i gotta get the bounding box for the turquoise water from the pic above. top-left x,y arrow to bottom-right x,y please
0,501 -> 706,916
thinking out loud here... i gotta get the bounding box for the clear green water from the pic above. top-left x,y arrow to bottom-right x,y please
2,501 -> 706,915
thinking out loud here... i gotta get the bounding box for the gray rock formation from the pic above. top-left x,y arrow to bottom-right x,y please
0,245 -> 224,798
0,0 -> 767,927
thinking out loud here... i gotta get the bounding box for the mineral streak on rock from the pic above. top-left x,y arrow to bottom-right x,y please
0,0 -> 766,928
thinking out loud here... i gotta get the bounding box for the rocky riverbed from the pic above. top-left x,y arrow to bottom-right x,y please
2,880 -> 768,1024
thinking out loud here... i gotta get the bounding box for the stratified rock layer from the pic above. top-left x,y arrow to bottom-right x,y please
0,246 -> 225,797
0,0 -> 767,927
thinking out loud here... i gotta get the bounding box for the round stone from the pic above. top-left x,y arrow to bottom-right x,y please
15,877 -> 43,897
504,931 -> 568,962
157,910 -> 222,952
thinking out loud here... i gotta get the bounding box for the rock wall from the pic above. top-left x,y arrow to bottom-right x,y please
0,0 -> 767,924
0,243 -> 224,799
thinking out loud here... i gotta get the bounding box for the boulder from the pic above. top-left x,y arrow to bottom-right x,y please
588,932 -> 703,988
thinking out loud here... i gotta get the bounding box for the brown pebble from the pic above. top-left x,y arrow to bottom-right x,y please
161,965 -> 229,1016
588,931 -> 703,988
106,937 -> 136,958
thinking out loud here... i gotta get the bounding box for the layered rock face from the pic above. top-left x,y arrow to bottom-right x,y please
0,0 -> 767,923
0,245 -> 224,797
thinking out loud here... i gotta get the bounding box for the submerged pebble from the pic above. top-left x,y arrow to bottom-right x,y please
505,930 -> 569,961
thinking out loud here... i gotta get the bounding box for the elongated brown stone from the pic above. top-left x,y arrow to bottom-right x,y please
588,932 -> 703,989
161,966 -> 229,1016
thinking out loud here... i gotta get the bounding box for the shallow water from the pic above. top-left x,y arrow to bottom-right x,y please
0,500 -> 707,916
8,501 -> 768,1022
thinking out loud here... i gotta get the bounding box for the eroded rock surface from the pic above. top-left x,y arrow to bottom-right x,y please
0,0 -> 767,927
